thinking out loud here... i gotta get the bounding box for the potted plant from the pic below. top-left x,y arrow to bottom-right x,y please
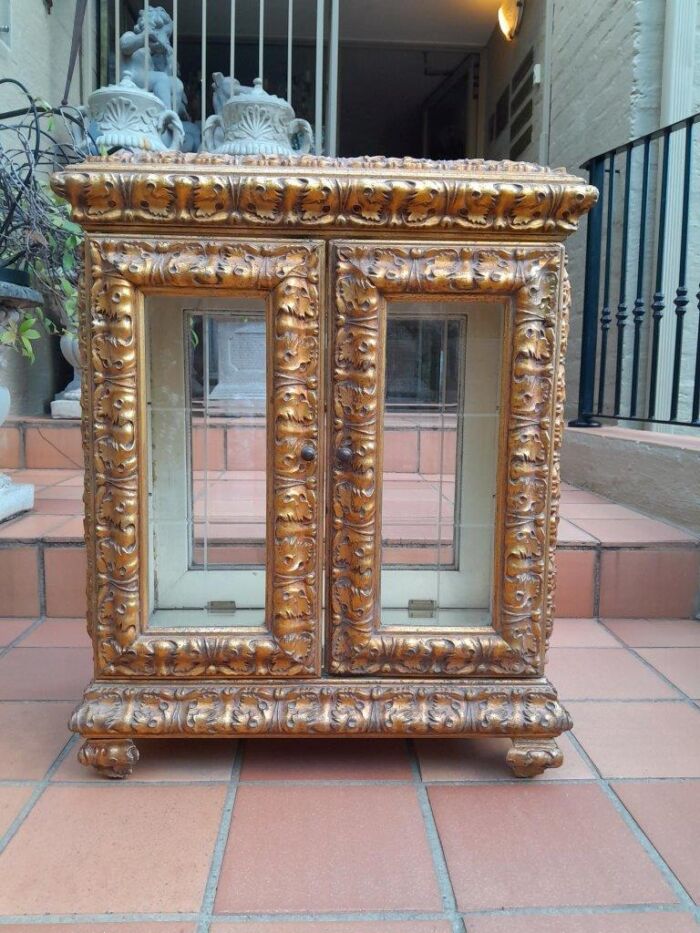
0,79 -> 92,518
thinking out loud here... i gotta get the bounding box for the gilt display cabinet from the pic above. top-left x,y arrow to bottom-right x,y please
52,152 -> 596,778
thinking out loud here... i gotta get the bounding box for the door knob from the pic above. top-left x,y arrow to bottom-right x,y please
336,445 -> 353,465
300,443 -> 317,462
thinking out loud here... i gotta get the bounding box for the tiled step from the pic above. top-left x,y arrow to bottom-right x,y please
0,465 -> 698,620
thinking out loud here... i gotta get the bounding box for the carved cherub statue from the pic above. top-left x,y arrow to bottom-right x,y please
120,6 -> 187,118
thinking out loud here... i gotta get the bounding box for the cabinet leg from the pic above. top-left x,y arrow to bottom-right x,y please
506,737 -> 563,778
77,739 -> 139,779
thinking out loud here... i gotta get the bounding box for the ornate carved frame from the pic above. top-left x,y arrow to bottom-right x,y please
84,236 -> 323,678
51,154 -> 593,778
329,243 -> 567,678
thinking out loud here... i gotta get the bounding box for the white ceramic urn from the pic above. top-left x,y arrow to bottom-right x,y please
87,76 -> 185,152
202,77 -> 314,156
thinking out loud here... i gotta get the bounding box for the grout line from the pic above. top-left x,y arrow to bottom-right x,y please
566,730 -> 700,915
597,619 -> 700,707
37,545 -> 47,618
195,739 -> 245,933
0,616 -> 45,660
0,733 -> 78,858
5,904 -> 695,926
407,739 -> 464,933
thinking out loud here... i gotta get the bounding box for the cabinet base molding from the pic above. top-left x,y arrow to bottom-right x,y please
72,679 -> 571,777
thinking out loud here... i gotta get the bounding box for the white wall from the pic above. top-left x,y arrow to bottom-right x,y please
0,0 -> 96,415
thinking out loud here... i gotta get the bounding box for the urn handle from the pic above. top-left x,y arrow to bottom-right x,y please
288,118 -> 314,155
158,109 -> 185,151
202,113 -> 223,153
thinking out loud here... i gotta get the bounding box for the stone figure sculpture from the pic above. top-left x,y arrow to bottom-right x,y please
118,6 -> 199,151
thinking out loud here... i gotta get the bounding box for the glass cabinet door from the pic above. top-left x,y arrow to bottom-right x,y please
146,297 -> 269,629
380,301 -> 502,629
330,243 -> 512,675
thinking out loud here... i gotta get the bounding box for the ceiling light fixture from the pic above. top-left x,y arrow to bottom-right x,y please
498,0 -> 524,41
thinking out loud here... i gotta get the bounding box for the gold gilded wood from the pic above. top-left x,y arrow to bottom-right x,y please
52,153 -> 597,237
330,244 -> 563,676
71,680 -> 571,739
86,237 -> 322,676
49,154 -> 595,777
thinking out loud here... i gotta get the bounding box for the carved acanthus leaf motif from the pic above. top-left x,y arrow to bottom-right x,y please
330,244 -> 564,677
71,680 -> 573,738
85,238 -> 322,677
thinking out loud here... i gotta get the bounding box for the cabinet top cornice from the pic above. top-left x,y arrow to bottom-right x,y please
52,152 -> 597,237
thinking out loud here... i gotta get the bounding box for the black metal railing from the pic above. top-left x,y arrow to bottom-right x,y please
571,112 -> 700,429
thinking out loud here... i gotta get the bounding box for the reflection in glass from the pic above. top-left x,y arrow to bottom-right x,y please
380,301 -> 503,628
146,298 -> 267,629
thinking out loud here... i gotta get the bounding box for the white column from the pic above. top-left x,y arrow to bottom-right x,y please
259,0 -> 265,82
287,0 -> 293,105
143,0 -> 150,95
114,0 -> 120,82
201,0 -> 207,127
172,0 -> 178,110
651,0 -> 697,427
325,0 -> 339,156
314,0 -> 324,154
230,0 -> 236,84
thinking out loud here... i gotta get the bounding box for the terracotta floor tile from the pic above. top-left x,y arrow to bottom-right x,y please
25,428 -> 83,469
54,738 -> 237,782
0,547 -> 40,617
34,484 -> 83,499
599,549 -> 700,618
466,911 -> 699,932
569,701 -> 700,777
613,780 -> 700,903
0,618 -> 33,646
0,784 -> 226,914
0,785 -> 34,836
0,702 -> 74,779
240,738 -> 413,781
572,518 -> 695,545
557,519 -> 598,545
44,546 -> 87,617
0,425 -> 20,469
415,733 -> 593,782
215,784 -> 441,912
6,926 -> 195,933
45,515 -> 86,540
211,925 -> 453,933
635,648 -> 700,697
604,618 -> 700,647
6,468 -> 77,486
549,619 -> 620,647
19,618 -> 90,648
561,502 -> 642,519
32,497 -> 82,515
554,550 -> 596,617
429,783 -> 674,909
0,514 -> 67,539
547,647 -> 679,699
0,647 -> 92,700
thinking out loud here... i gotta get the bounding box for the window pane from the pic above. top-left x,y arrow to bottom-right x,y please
380,300 -> 503,629
147,298 -> 267,630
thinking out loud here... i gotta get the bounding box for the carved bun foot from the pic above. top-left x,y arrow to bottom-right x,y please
77,739 -> 139,779
506,738 -> 563,778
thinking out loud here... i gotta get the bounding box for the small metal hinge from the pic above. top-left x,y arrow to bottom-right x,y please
407,599 -> 437,619
207,600 -> 237,613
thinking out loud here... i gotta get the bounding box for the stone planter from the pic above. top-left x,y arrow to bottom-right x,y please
51,332 -> 81,419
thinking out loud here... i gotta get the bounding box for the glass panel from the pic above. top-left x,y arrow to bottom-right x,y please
380,300 -> 503,629
146,297 -> 267,629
